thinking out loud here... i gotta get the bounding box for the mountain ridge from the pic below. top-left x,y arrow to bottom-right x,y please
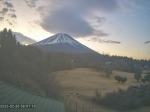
32,33 -> 98,54
14,32 -> 36,45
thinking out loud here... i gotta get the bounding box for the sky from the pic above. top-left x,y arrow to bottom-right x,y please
0,0 -> 150,59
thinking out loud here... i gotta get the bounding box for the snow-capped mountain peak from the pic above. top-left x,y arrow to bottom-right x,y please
32,33 -> 98,54
33,33 -> 79,47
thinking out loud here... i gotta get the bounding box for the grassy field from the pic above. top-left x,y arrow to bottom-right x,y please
54,68 -> 150,112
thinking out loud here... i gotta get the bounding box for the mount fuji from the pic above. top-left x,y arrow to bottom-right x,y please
32,33 -> 98,54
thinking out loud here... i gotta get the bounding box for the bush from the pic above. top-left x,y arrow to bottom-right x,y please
120,77 -> 127,84
141,78 -> 146,83
144,73 -> 150,82
96,84 -> 150,111
115,75 -> 127,84
141,72 -> 150,83
134,66 -> 142,82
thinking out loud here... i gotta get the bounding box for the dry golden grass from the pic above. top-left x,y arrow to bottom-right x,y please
55,68 -> 137,96
54,68 -> 150,112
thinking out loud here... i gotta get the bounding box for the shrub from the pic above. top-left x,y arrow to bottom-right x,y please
144,72 -> 150,82
96,84 -> 150,111
115,75 -> 127,84
115,75 -> 121,83
120,77 -> 127,84
141,72 -> 150,83
141,78 -> 145,83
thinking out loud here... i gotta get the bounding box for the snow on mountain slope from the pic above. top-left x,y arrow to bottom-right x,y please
33,33 -> 80,47
32,33 -> 98,54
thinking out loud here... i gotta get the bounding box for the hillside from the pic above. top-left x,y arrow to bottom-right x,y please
14,32 -> 36,45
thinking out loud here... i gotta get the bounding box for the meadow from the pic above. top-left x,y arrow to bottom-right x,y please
54,68 -> 150,112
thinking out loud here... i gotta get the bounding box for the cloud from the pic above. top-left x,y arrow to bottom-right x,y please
28,20 -> 39,24
2,8 -> 8,12
47,0 -> 119,13
0,1 -> 17,23
41,8 -> 94,37
0,16 -> 4,21
0,1 -> 15,16
36,6 -> 43,12
8,22 -> 13,26
94,30 -> 109,37
0,8 -> 8,15
90,37 -> 121,44
144,41 -> 150,44
24,0 -> 38,8
103,40 -> 121,44
8,14 -> 17,18
4,2 -> 13,8
10,9 -> 15,12
40,0 -> 119,37
94,16 -> 106,25
74,0 -> 119,13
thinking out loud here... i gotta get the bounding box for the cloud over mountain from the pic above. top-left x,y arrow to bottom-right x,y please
90,37 -> 121,44
144,41 -> 150,44
40,0 -> 119,37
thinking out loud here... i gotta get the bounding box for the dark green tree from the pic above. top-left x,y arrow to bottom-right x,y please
144,72 -> 150,82
134,66 -> 142,82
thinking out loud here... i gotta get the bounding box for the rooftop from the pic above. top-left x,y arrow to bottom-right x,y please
0,80 -> 65,112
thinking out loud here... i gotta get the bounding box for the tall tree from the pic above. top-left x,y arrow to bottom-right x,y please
0,28 -> 17,53
134,65 -> 142,82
